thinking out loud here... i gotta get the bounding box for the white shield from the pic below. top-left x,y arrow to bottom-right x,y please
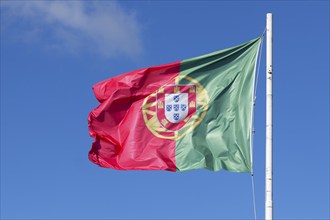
164,93 -> 188,123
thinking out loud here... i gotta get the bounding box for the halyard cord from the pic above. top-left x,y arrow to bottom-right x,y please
251,173 -> 258,220
250,29 -> 266,174
254,28 -> 266,101
251,29 -> 266,220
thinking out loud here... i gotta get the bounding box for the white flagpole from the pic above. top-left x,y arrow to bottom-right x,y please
266,13 -> 273,220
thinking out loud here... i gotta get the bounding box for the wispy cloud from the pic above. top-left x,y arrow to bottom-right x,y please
1,1 -> 143,58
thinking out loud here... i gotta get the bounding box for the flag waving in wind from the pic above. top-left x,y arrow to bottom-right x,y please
88,38 -> 261,172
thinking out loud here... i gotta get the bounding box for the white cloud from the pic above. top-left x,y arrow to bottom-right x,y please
1,1 -> 143,58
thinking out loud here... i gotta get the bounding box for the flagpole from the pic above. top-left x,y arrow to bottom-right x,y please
266,13 -> 273,220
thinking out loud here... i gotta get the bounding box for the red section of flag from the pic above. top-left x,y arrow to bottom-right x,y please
88,61 -> 181,171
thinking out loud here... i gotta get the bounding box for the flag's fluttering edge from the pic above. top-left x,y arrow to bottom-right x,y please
88,38 -> 261,172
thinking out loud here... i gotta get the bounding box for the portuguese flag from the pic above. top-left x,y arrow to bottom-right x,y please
88,38 -> 261,172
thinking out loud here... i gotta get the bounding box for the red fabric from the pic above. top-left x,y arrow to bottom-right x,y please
88,61 -> 180,171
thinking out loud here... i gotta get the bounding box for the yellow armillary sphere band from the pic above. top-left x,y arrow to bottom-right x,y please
142,75 -> 209,140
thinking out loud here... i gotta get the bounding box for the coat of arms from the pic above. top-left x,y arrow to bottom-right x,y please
142,75 -> 209,140
156,85 -> 196,131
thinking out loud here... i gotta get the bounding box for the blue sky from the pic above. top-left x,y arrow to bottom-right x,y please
1,1 -> 329,219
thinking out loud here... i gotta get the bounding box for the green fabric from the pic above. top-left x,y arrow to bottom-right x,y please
176,38 -> 261,172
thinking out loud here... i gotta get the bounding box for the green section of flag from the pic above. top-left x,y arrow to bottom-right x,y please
176,38 -> 261,172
